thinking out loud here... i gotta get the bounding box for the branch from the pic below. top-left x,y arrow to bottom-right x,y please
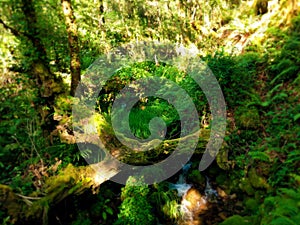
0,18 -> 22,37
0,18 -> 36,42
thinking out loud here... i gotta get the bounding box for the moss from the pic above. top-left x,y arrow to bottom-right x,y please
216,173 -> 227,187
248,168 -> 270,190
216,147 -> 230,170
226,177 -> 240,194
244,198 -> 260,213
235,107 -> 260,129
188,170 -> 205,186
0,184 -> 23,222
239,178 -> 255,196
219,215 -> 255,225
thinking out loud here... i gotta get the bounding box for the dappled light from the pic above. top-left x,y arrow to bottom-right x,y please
0,0 -> 299,224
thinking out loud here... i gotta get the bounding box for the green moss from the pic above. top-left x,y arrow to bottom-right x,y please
216,148 -> 230,170
235,107 -> 260,129
216,173 -> 227,186
239,178 -> 255,195
244,198 -> 260,213
248,168 -> 270,190
188,170 -> 205,186
226,177 -> 241,194
0,184 -> 23,221
219,215 -> 255,225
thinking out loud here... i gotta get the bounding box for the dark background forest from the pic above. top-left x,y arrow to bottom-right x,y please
0,0 -> 299,224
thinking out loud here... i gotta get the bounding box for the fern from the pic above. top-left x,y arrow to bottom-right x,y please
248,151 -> 270,162
260,188 -> 300,225
285,151 -> 300,165
269,217 -> 297,225
279,188 -> 300,200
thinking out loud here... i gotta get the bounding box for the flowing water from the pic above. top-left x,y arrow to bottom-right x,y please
170,163 -> 218,225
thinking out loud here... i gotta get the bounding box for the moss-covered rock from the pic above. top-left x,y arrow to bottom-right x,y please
188,169 -> 206,186
216,147 -> 230,170
225,176 -> 241,194
216,173 -> 227,187
248,167 -> 270,190
0,184 -> 23,223
239,178 -> 255,196
244,198 -> 260,213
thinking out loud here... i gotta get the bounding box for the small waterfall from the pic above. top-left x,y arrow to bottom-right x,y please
170,163 -> 193,197
204,176 -> 218,201
171,183 -> 192,197
178,163 -> 192,184
169,164 -> 218,225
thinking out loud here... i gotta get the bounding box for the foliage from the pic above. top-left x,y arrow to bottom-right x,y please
260,187 -> 300,225
114,176 -> 155,225
0,74 -> 44,193
97,61 -> 207,140
201,50 -> 259,107
219,215 -> 256,225
150,182 -> 181,221
0,0 -> 300,224
72,213 -> 92,225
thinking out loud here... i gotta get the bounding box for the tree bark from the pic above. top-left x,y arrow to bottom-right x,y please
0,0 -> 65,132
61,0 -> 81,96
0,160 -> 120,225
99,0 -> 105,27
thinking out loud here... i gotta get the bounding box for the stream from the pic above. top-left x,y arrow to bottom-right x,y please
170,163 -> 219,225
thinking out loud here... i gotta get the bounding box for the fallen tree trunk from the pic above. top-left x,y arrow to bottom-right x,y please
0,127 -> 228,224
0,159 -> 120,225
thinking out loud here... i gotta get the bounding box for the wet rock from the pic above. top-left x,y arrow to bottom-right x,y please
179,188 -> 208,225
217,187 -> 228,198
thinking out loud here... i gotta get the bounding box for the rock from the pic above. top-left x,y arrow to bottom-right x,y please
182,188 -> 208,215
217,187 -> 228,198
248,168 -> 270,190
229,193 -> 237,200
179,188 -> 208,225
239,178 -> 255,195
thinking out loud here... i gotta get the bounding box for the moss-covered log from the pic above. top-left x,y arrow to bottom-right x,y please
74,127 -> 213,165
0,124 -> 228,224
0,159 -> 120,225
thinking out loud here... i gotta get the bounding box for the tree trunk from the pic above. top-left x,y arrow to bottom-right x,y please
0,160 -> 120,225
1,0 -> 64,100
0,128 -> 225,224
61,0 -> 81,96
99,0 -> 105,27
8,0 -> 65,132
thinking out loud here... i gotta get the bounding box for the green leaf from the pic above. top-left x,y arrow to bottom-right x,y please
102,211 -> 107,220
293,114 -> 300,122
106,207 -> 114,215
